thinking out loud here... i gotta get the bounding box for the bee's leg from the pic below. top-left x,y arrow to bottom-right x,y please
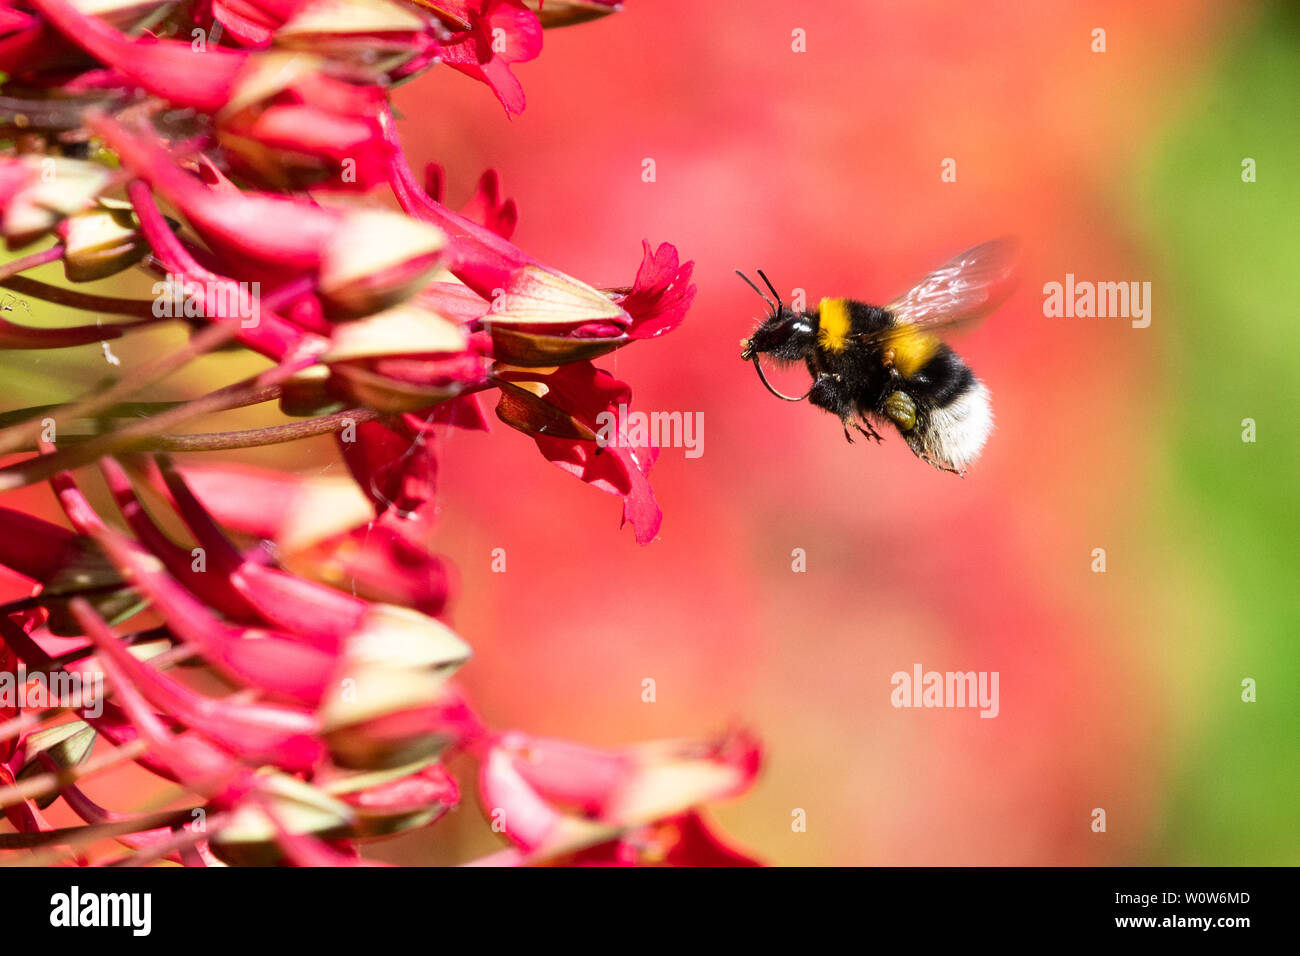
807,374 -> 856,443
851,419 -> 883,443
922,454 -> 966,478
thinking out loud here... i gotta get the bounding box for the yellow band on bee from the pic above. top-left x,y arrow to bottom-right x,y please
818,298 -> 851,352
888,324 -> 940,376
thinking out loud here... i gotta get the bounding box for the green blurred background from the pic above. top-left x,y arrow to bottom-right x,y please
1139,1 -> 1300,863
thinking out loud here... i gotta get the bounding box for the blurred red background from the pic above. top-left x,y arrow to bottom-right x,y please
369,0 -> 1236,863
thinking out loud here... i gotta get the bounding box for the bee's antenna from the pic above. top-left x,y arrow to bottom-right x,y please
755,270 -> 783,313
735,270 -> 777,315
750,355 -> 811,402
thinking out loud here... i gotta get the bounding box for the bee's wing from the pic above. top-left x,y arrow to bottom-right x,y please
858,239 -> 1019,345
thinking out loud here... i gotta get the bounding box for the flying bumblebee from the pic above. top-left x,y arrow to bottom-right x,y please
738,239 -> 1018,475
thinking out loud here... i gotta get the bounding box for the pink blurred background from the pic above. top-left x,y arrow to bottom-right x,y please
368,0 -> 1238,864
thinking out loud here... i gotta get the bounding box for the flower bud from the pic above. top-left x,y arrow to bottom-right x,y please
326,760 -> 459,838
14,721 -> 97,809
482,264 -> 627,328
522,0 -> 622,28
4,157 -> 108,248
209,772 -> 356,867
320,606 -> 474,769
323,302 -> 468,362
275,0 -> 430,71
323,300 -> 483,412
318,210 -> 447,319
488,325 -> 628,366
58,201 -> 149,282
38,539 -> 139,637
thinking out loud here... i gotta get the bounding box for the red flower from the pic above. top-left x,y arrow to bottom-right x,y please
569,811 -> 763,866
0,0 -> 756,867
436,0 -> 544,114
474,729 -> 762,864
494,361 -> 663,543
621,240 -> 698,339
31,0 -> 249,113
96,114 -> 447,318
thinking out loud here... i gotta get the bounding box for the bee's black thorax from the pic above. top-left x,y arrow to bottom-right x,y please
808,302 -> 979,431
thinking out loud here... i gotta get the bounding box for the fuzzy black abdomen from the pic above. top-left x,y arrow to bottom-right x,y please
900,345 -> 975,410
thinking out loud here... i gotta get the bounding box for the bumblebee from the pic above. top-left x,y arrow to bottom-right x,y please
738,239 -> 1018,475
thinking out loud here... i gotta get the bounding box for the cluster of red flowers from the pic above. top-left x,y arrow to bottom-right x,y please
0,0 -> 759,864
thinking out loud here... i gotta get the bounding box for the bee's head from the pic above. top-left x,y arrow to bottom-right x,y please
736,269 -> 816,363
742,308 -> 816,362
736,270 -> 816,403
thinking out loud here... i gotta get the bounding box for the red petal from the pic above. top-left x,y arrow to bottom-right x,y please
32,0 -> 247,112
621,240 -> 698,339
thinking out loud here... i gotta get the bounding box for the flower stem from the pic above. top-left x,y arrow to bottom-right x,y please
0,244 -> 65,282
0,372 -> 299,491
0,318 -> 245,458
0,396 -> 269,432
0,806 -> 197,850
140,407 -> 381,451
0,739 -> 147,812
0,93 -> 123,131
0,275 -> 159,316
